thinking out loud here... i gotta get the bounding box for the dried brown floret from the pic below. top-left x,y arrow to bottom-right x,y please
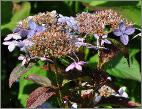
76,9 -> 131,36
98,85 -> 115,97
17,11 -> 58,28
28,24 -> 77,58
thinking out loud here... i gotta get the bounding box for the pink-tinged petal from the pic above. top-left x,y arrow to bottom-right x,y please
77,61 -> 86,65
113,29 -> 122,36
4,34 -> 13,41
120,34 -> 129,45
102,34 -> 107,38
21,59 -> 27,66
8,43 -> 16,52
94,34 -> 99,39
125,27 -> 135,35
3,41 -> 12,45
40,57 -> 47,61
18,56 -> 25,60
65,63 -> 75,72
119,22 -> 126,32
75,63 -> 82,71
12,34 -> 21,40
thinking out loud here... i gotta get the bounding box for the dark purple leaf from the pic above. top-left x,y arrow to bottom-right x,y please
26,87 -> 55,108
9,62 -> 34,88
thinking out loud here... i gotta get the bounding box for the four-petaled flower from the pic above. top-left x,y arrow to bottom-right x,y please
114,86 -> 128,98
18,55 -> 30,66
94,34 -> 111,47
75,38 -> 87,48
113,21 -> 135,45
65,61 -> 86,72
3,41 -> 18,52
27,19 -> 45,38
58,14 -> 79,31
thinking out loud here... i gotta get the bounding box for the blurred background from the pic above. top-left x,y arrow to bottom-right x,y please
1,1 -> 141,108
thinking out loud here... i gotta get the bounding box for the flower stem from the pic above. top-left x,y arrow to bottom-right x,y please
54,60 -> 63,107
97,37 -> 101,69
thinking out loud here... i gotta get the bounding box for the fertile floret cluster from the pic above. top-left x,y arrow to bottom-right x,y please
76,9 -> 132,36
28,25 -> 77,58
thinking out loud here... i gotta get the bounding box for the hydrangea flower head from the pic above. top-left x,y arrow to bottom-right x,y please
113,21 -> 135,45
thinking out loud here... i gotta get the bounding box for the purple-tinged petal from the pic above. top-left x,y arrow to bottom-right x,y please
119,22 -> 126,32
22,39 -> 34,47
101,40 -> 105,46
75,63 -> 82,71
36,26 -> 45,32
120,34 -> 129,45
121,92 -> 128,98
101,39 -> 111,45
13,28 -> 20,33
29,20 -> 37,30
19,29 -> 29,37
77,61 -> 86,65
65,63 -> 75,72
94,96 -> 102,102
125,27 -> 135,35
8,43 -> 16,52
113,29 -> 122,36
27,30 -> 35,38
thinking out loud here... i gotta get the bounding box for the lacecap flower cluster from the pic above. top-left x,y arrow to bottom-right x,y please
3,10 -> 135,70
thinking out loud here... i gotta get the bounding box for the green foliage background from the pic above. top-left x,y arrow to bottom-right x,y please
1,1 -> 141,108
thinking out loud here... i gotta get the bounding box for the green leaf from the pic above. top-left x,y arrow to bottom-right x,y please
1,1 -> 13,25
25,74 -> 53,88
105,54 -> 141,81
1,2 -> 31,31
89,54 -> 99,64
117,6 -> 140,26
88,54 -> 99,69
